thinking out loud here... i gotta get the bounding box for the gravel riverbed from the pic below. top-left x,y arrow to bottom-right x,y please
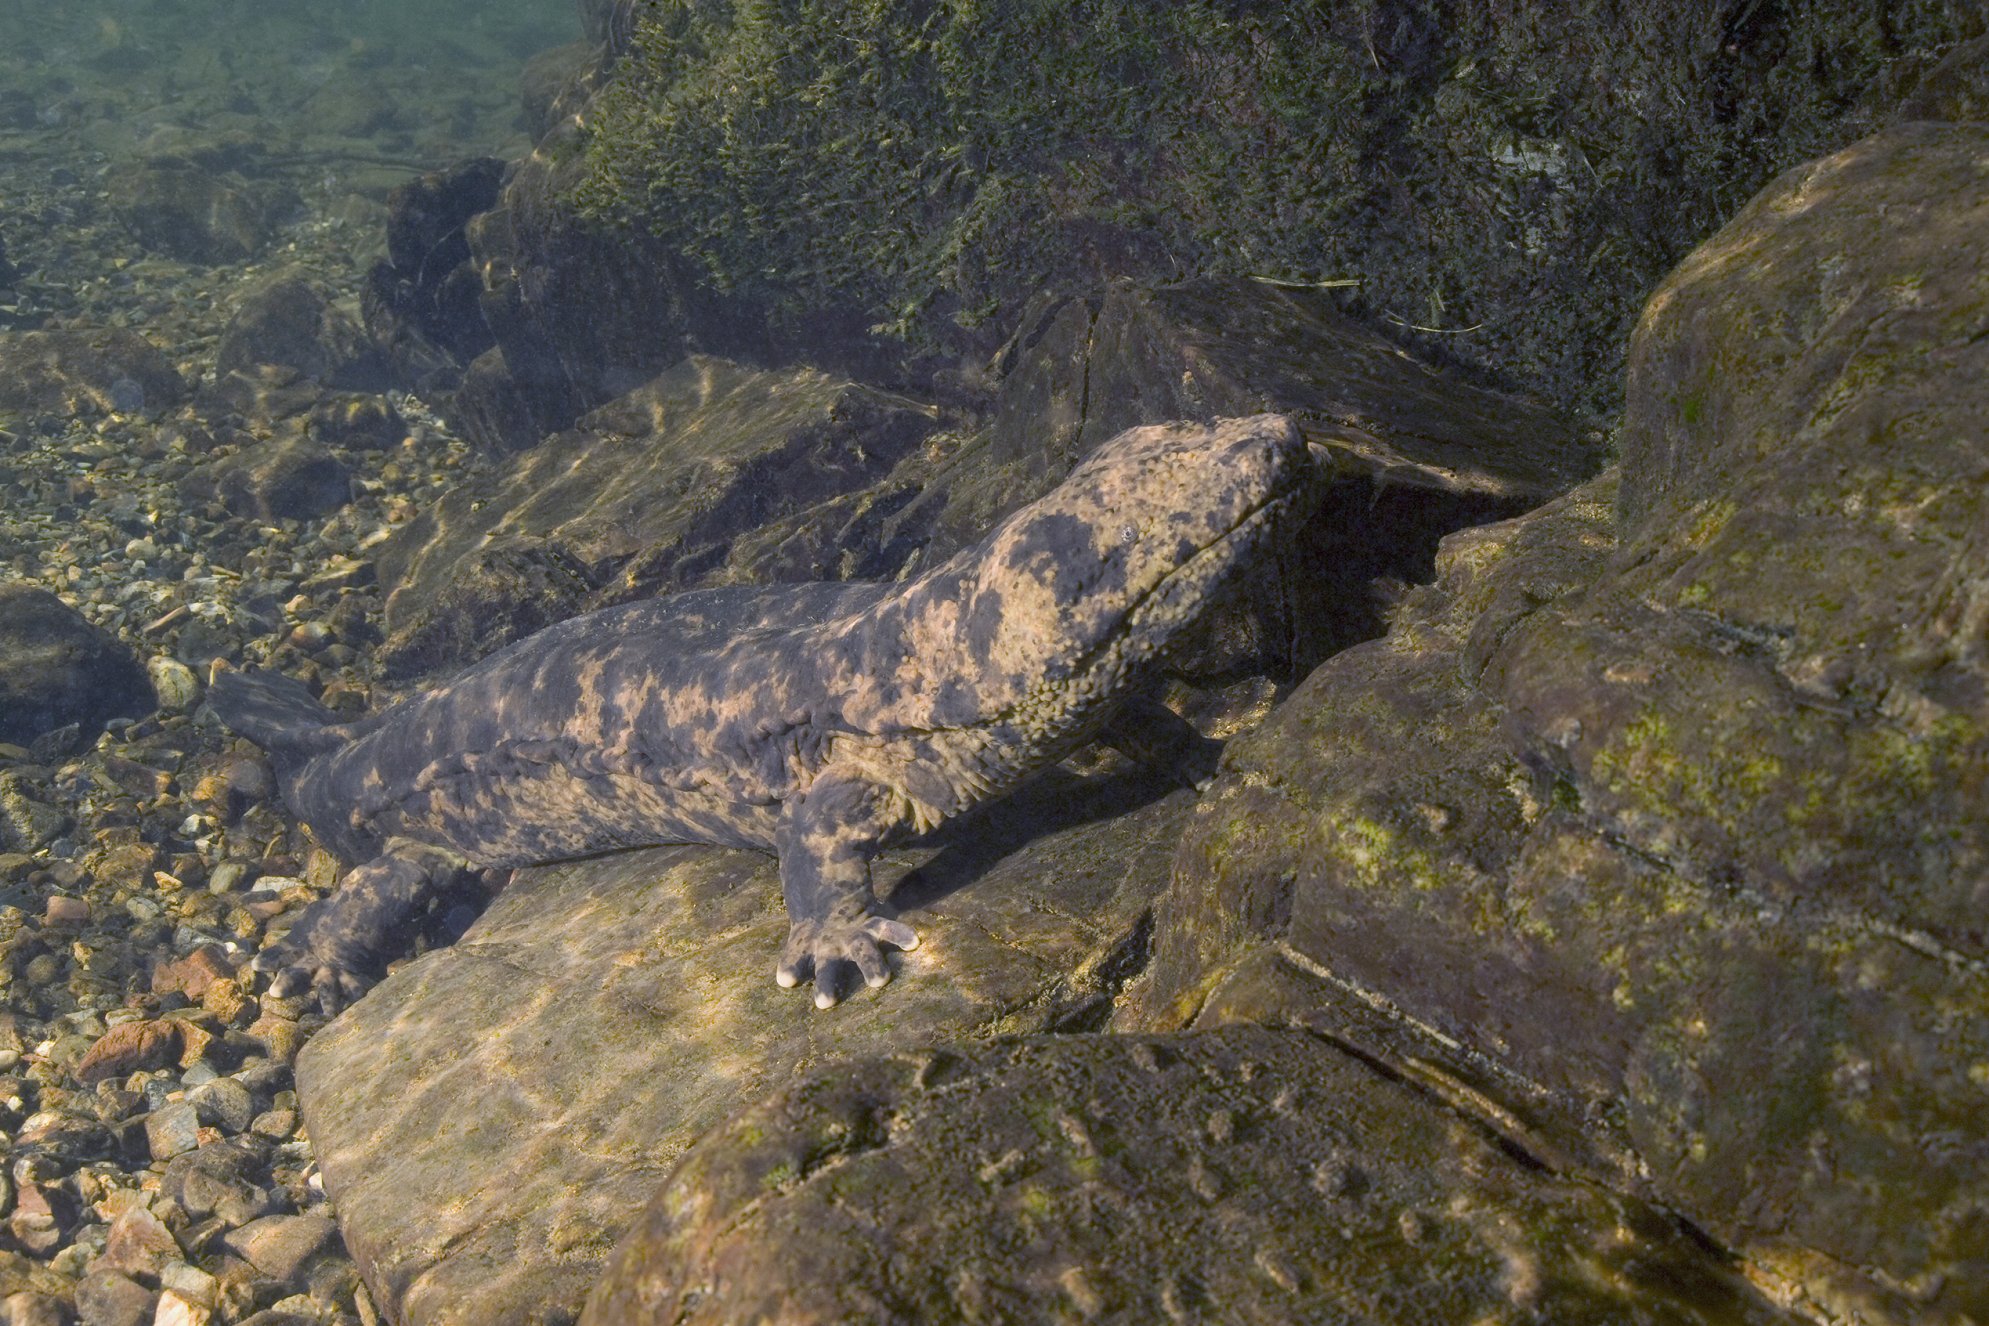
0,6 -> 556,1320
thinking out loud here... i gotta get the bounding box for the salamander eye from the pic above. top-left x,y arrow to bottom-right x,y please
1120,524 -> 1138,545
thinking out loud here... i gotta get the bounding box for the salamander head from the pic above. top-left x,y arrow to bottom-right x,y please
927,413 -> 1319,719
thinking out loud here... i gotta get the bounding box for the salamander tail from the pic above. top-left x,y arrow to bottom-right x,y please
209,669 -> 346,758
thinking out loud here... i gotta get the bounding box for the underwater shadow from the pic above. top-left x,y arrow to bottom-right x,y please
883,758 -> 1188,914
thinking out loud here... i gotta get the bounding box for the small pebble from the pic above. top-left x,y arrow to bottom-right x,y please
188,1078 -> 253,1132
73,1268 -> 155,1326
250,1107 -> 298,1140
8,1184 -> 64,1255
153,945 -> 237,1000
159,1260 -> 219,1308
146,1102 -> 204,1161
107,377 -> 147,413
220,1214 -> 337,1282
100,1203 -> 182,1278
148,656 -> 203,712
154,1290 -> 214,1326
76,1019 -> 184,1085
43,895 -> 89,926
1,1291 -> 67,1326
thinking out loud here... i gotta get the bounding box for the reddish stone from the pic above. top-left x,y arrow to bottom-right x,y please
100,1203 -> 183,1277
7,1183 -> 65,1255
152,944 -> 238,1000
42,894 -> 89,926
75,1020 -> 185,1085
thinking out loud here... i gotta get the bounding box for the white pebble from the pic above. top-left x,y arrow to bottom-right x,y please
148,656 -> 202,712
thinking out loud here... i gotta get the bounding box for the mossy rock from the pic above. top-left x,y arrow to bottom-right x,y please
575,0 -> 1981,417
1129,121 -> 1989,1324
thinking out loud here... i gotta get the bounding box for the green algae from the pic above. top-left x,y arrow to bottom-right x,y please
1323,810 -> 1454,897
1591,708 -> 1787,830
573,0 -> 1980,415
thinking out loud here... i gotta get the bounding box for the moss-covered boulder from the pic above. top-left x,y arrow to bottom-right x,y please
436,0 -> 1981,447
520,41 -> 603,142
1128,120 -> 1989,1325
573,0 -> 1981,417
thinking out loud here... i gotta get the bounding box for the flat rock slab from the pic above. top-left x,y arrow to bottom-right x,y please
297,763 -> 1194,1326
584,1024 -> 1802,1325
869,275 -> 1596,587
987,276 -> 1600,499
374,354 -> 939,678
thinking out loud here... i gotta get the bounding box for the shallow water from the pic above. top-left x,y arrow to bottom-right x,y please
0,2 -> 575,1320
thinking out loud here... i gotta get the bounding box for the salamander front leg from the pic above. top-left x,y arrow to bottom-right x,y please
251,838 -> 468,1014
773,772 -> 919,1009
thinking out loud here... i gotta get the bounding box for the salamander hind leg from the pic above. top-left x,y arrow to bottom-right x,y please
251,839 -> 469,1014
773,771 -> 920,1010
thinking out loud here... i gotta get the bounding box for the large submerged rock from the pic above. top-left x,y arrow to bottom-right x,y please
360,157 -> 506,399
0,585 -> 153,745
455,112 -> 707,454
296,760 -> 1204,1325
180,434 -> 354,523
215,269 -> 383,390
981,277 -> 1593,495
300,278 -> 1601,1322
285,65 -> 1989,1326
105,158 -> 291,265
0,327 -> 185,422
1128,120 -> 1989,1324
383,277 -> 1598,683
586,1025 -> 1801,1325
855,275 -> 1594,581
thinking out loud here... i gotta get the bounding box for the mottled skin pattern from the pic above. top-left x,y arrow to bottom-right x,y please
212,415 -> 1319,1012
